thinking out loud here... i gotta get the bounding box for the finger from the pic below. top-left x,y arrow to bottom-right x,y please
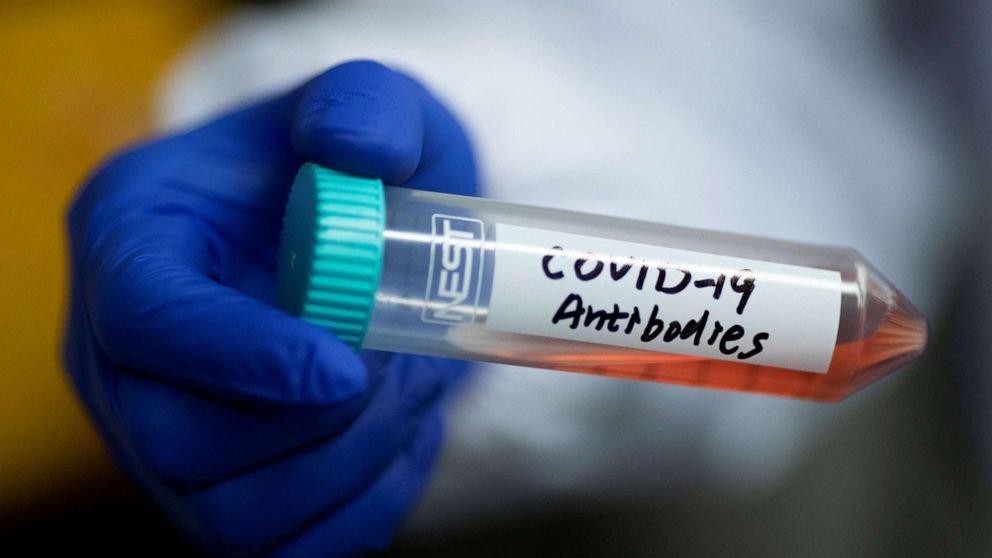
167,90 -> 303,220
114,372 -> 368,485
171,59 -> 475,221
71,60 -> 426,254
273,412 -> 444,558
73,59 -> 471,244
70,91 -> 302,244
84,213 -> 366,405
187,354 -> 459,549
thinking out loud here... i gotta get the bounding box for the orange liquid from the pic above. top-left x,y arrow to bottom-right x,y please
485,301 -> 927,402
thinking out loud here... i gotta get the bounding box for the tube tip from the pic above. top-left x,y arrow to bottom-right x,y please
849,278 -> 928,394
883,290 -> 928,357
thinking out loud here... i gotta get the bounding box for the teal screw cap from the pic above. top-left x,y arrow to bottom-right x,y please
277,163 -> 385,350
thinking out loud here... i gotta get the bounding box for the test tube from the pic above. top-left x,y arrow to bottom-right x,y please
278,164 -> 927,402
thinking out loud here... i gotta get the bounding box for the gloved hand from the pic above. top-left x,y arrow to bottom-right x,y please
64,60 -> 477,557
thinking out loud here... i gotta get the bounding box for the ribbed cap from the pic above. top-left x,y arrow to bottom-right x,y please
277,163 -> 385,349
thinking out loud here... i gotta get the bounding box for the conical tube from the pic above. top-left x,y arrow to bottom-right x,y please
279,166 -> 928,402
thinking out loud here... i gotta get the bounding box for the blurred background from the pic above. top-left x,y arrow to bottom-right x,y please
1,1 -> 990,556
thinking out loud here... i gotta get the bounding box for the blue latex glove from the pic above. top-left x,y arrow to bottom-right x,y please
64,61 -> 477,556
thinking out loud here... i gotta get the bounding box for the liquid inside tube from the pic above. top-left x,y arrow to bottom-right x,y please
442,276 -> 927,402
362,186 -> 928,402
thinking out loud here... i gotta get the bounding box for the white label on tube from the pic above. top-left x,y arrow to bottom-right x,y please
486,224 -> 842,373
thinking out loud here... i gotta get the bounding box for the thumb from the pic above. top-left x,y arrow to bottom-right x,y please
292,60 -> 425,185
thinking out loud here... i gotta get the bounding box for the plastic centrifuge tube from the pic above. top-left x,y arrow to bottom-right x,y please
277,163 -> 927,402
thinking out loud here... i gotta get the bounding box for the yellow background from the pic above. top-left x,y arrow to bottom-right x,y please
0,1 -> 225,519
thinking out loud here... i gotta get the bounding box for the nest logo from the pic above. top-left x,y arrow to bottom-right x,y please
423,214 -> 485,324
